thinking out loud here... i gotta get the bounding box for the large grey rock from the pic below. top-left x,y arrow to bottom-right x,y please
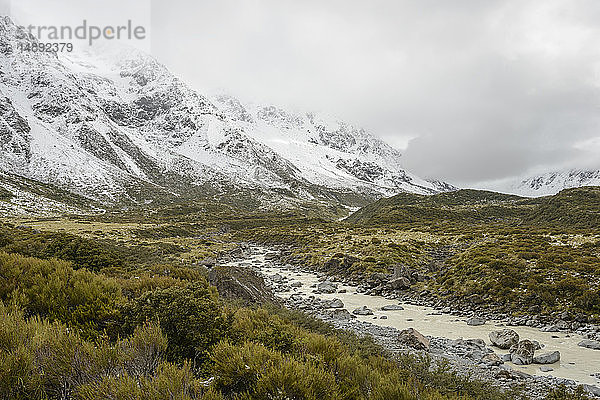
325,298 -> 344,309
328,309 -> 355,320
541,325 -> 559,332
533,351 -> 560,364
317,281 -> 338,294
489,329 -> 519,349
381,304 -> 405,311
352,306 -> 374,316
482,352 -> 503,366
466,317 -> 486,326
584,384 -> 600,397
578,339 -> 600,350
398,328 -> 430,351
510,340 -> 536,365
389,277 -> 411,290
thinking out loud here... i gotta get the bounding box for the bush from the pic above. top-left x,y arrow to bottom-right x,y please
123,280 -> 230,365
0,252 -> 123,339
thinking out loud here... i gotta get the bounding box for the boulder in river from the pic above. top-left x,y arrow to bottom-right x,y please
466,317 -> 486,326
381,304 -> 405,311
510,340 -> 536,365
533,351 -> 560,364
328,309 -> 355,320
540,366 -> 554,372
489,329 -> 519,349
578,339 -> 600,350
540,324 -> 559,332
317,281 -> 338,294
398,328 -> 430,351
325,298 -> 344,309
352,306 -> 374,316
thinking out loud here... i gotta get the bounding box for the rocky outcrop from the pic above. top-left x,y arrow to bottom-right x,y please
489,329 -> 519,349
208,265 -> 279,305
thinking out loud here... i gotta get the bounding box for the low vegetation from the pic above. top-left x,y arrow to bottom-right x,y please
1,186 -> 598,399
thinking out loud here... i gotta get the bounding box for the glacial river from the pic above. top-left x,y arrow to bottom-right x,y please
236,248 -> 600,386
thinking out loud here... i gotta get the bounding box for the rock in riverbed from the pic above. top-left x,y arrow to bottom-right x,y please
510,340 -> 536,365
317,281 -> 338,294
533,351 -> 560,364
466,317 -> 486,326
489,329 -> 519,349
578,339 -> 600,350
325,298 -> 344,309
381,304 -> 405,311
353,306 -> 374,316
398,328 -> 430,351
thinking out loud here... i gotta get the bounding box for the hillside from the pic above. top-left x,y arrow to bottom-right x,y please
0,16 -> 454,212
344,186 -> 600,230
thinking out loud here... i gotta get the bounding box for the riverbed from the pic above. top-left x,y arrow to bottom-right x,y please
232,247 -> 600,387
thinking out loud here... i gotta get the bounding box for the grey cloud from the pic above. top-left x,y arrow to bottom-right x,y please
148,0 -> 600,187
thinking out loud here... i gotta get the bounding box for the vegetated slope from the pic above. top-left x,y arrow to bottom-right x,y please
522,186 -> 600,229
345,186 -> 600,230
345,189 -> 529,225
0,16 -> 454,212
0,223 -> 522,400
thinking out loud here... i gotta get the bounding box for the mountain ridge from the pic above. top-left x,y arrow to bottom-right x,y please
0,16 -> 455,214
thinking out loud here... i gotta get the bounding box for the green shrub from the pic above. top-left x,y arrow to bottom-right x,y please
123,280 -> 230,365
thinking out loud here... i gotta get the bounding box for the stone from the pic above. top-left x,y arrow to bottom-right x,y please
541,325 -> 559,332
584,385 -> 600,397
329,309 -> 355,320
271,273 -> 284,283
482,352 -> 503,366
540,366 -> 554,372
380,315 -> 388,319
501,353 -> 512,362
533,351 -> 560,364
290,281 -> 302,288
352,306 -> 374,316
398,328 -> 430,351
389,277 -> 411,290
381,304 -> 405,311
466,317 -> 486,326
579,339 -> 600,350
510,340 -> 536,365
325,298 -> 344,309
317,281 -> 338,294
489,329 -> 519,349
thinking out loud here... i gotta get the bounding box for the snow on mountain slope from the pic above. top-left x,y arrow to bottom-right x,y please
512,170 -> 600,197
0,16 -> 454,208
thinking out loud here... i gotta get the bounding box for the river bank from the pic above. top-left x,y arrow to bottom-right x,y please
224,245 -> 600,398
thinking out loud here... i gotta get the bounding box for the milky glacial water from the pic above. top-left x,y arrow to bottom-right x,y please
236,250 -> 600,386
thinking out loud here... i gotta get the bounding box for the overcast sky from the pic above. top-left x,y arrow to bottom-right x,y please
149,0 -> 600,188
9,1 -> 600,188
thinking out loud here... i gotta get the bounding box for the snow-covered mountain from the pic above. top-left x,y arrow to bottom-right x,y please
511,169 -> 600,197
0,16 -> 454,210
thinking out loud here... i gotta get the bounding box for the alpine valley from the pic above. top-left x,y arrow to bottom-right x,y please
2,14 -> 600,400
